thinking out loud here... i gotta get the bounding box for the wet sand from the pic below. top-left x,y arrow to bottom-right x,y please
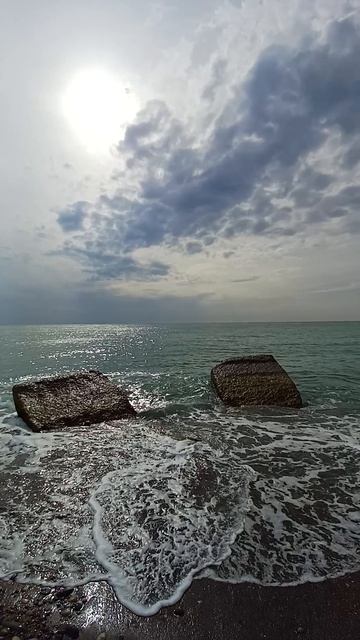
1,571 -> 360,640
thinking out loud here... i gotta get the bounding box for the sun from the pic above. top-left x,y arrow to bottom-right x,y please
62,68 -> 139,153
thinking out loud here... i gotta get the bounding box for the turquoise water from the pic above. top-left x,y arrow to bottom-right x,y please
1,323 -> 360,613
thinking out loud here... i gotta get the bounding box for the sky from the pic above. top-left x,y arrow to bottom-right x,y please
1,0 -> 360,323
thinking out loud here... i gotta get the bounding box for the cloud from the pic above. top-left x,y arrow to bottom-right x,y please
57,201 -> 89,232
202,58 -> 227,101
51,244 -> 170,282
308,282 -> 360,294
231,276 -> 259,283
56,15 -> 360,284
185,241 -> 203,254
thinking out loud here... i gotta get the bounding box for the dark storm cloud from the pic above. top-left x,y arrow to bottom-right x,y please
57,16 -> 360,280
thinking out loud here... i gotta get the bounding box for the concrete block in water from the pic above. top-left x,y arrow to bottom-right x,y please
12,370 -> 137,432
211,355 -> 302,408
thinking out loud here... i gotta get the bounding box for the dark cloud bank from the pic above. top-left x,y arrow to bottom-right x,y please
55,16 -> 360,295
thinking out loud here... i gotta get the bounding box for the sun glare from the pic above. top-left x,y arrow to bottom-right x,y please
62,68 -> 139,153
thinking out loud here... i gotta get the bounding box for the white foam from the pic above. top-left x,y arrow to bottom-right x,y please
0,414 -> 255,614
2,384 -> 360,613
183,407 -> 360,588
88,437 -> 255,614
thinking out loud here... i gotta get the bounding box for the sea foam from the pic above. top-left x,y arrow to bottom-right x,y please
2,394 -> 360,613
0,414 -> 255,615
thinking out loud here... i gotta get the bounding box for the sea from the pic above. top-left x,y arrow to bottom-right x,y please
0,322 -> 360,615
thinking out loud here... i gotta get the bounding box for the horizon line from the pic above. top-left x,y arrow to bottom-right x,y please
1,320 -> 360,327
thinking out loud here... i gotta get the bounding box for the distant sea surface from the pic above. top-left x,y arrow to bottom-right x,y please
1,323 -> 360,615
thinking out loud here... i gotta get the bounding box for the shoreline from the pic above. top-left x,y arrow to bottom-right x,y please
2,571 -> 360,639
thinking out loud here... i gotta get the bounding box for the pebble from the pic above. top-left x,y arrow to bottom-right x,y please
58,624 -> 79,639
42,593 -> 55,603
43,603 -> 52,612
1,619 -> 19,631
55,588 -> 74,600
97,633 -> 107,639
11,636 -> 21,640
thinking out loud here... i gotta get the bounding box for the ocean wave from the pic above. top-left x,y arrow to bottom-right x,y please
0,415 -> 255,615
1,402 -> 360,612
1,321 -> 360,613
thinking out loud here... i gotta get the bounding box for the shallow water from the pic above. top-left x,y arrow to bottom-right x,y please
1,323 -> 360,614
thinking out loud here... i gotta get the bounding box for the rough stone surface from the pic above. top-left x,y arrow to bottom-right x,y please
12,370 -> 136,432
211,354 -> 302,408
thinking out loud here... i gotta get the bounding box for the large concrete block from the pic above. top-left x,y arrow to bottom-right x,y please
211,355 -> 302,408
13,370 -> 136,432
